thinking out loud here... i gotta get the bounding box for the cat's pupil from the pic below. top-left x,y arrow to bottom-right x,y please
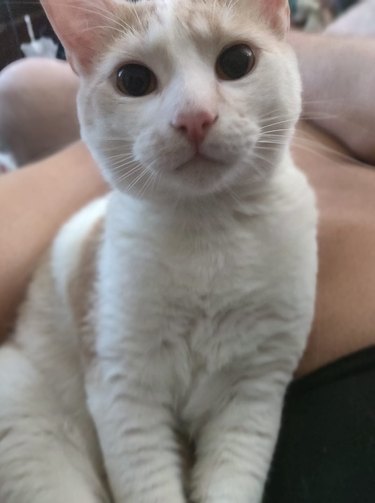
216,44 -> 255,81
117,64 -> 156,97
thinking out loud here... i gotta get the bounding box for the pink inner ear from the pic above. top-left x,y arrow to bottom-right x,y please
261,0 -> 291,35
40,0 -> 115,73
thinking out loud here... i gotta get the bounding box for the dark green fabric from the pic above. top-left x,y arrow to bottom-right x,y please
263,347 -> 375,503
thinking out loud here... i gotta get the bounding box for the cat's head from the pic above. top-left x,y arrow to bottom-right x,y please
41,0 -> 301,199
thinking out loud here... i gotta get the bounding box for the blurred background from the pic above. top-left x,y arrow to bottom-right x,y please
0,0 -> 62,70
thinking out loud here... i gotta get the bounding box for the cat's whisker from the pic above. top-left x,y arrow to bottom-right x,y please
261,100 -> 344,123
302,98 -> 348,106
225,0 -> 239,13
98,145 -> 133,153
106,157 -> 134,166
291,134 -> 370,167
105,156 -> 131,163
260,128 -> 291,136
257,137 -> 288,143
251,150 -> 276,164
300,113 -> 340,122
113,163 -> 144,180
100,149 -> 133,156
259,118 -> 296,130
259,107 -> 297,121
119,162 -> 144,181
104,150 -> 134,159
16,0 -> 129,39
111,158 -> 140,172
107,153 -> 136,164
127,168 -> 150,193
106,152 -> 135,162
256,135 -> 369,168
259,117 -> 297,132
110,162 -> 139,174
68,3 -> 131,33
111,163 -> 143,181
96,136 -> 133,141
137,170 -> 157,199
102,153 -> 134,161
110,163 -> 135,173
128,2 -> 143,31
261,130 -> 290,135
100,143 -> 132,149
259,113 -> 339,132
261,112 -> 375,140
151,171 -> 161,195
301,113 -> 375,135
259,110 -> 291,121
225,185 -> 244,206
97,138 -> 134,143
261,124 -> 293,132
39,1 -> 127,34
254,142 -> 283,149
258,137 -> 289,144
109,162 -> 136,171
259,114 -> 296,124
210,0 -> 218,21
80,24 -> 127,37
293,141 -> 355,164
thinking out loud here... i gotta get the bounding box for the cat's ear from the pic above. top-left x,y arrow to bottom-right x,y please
40,0 -> 117,74
259,0 -> 291,37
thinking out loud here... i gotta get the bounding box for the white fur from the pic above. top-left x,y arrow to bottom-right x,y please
52,197 -> 108,304
0,1 -> 317,502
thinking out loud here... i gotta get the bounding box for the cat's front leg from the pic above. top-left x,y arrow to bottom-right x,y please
190,348 -> 298,503
86,360 -> 187,503
0,345 -> 111,503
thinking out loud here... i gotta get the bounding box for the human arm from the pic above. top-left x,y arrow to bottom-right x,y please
0,141 -> 107,340
288,31 -> 375,164
294,122 -> 375,376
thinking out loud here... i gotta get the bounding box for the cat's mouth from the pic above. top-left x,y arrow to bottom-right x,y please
175,153 -> 223,172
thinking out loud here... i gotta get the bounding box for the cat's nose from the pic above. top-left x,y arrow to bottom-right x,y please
172,110 -> 218,146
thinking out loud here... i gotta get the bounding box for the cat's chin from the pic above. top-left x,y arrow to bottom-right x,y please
167,153 -> 231,195
174,153 -> 221,172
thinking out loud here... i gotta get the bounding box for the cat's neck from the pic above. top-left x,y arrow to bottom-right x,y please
106,153 -> 295,239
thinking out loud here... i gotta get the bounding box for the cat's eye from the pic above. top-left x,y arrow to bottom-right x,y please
116,64 -> 157,97
216,44 -> 255,81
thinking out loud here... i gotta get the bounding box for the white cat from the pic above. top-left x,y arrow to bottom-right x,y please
0,1 -> 317,502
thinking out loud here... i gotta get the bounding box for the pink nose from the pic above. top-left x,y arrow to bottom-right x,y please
172,110 -> 218,146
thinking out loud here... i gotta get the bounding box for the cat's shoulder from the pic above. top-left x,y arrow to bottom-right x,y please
51,196 -> 108,307
11,197 -> 108,349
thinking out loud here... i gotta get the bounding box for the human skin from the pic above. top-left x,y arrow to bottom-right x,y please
0,142 -> 107,338
288,31 -> 375,164
293,123 -> 375,376
0,59 -> 80,166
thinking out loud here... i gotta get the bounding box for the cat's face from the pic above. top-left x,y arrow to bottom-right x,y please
43,0 -> 301,199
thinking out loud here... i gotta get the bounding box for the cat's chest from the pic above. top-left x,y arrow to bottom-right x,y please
102,191 -> 292,308
99,217 -> 285,354
96,229 -> 290,400
94,188 -> 316,390
105,219 -> 268,308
